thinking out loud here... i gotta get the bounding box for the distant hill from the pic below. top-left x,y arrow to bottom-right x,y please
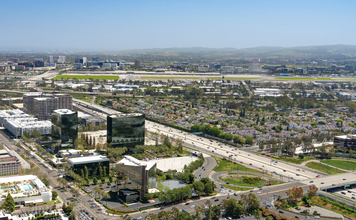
93,44 -> 356,59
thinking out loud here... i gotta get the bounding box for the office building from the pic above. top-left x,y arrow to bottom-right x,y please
92,57 -> 100,62
34,60 -> 44,67
51,109 -> 78,148
0,149 -> 21,176
0,175 -> 52,207
134,60 -> 141,67
57,56 -> 66,63
33,97 -> 58,120
4,118 -> 52,138
117,156 -> 156,200
73,63 -> 83,69
67,155 -> 109,178
23,92 -> 43,114
47,56 -> 53,63
334,135 -> 356,150
53,94 -> 73,110
0,109 -> 29,126
13,58 -> 20,63
107,113 -> 145,148
118,189 -> 140,203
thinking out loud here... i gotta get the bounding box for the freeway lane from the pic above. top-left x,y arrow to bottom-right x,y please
72,98 -> 320,181
145,121 -> 319,181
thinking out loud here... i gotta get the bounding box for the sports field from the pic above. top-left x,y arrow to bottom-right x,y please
52,75 -> 120,80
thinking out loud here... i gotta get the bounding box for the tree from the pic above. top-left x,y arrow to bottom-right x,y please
299,153 -> 305,159
93,177 -> 98,185
254,209 -> 263,220
286,186 -> 304,203
1,193 -> 15,213
307,184 -> 318,199
31,130 -> 42,139
245,136 -> 253,145
192,181 -> 205,196
52,191 -> 58,200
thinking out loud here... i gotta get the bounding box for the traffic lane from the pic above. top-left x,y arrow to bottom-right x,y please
146,122 -> 318,179
154,128 -> 312,180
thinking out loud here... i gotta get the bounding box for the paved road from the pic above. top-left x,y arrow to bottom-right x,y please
72,98 -> 320,181
193,156 -> 217,180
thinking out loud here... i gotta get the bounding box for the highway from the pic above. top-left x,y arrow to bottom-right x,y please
73,98 -> 320,181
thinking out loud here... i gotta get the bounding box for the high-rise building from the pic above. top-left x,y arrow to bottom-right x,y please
75,59 -> 81,64
57,56 -> 66,63
53,94 -> 73,110
51,109 -> 78,149
92,57 -> 100,62
47,56 -> 53,63
13,58 -> 20,63
23,92 -> 43,114
34,60 -> 44,67
33,97 -> 58,120
134,60 -> 141,67
107,113 -> 145,148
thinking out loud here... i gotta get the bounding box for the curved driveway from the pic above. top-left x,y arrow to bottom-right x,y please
193,156 -> 217,180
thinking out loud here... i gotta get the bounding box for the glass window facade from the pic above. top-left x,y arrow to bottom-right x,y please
116,163 -> 156,191
51,110 -> 78,149
69,160 -> 109,178
107,114 -> 145,148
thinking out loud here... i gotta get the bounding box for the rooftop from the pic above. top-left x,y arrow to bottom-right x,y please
117,155 -> 156,170
67,155 -> 109,165
109,113 -> 143,118
0,175 -> 37,184
23,92 -> 42,97
53,109 -> 76,115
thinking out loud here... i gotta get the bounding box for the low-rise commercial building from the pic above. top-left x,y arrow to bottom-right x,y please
334,135 -> 356,150
254,88 -> 282,97
0,175 -> 52,207
4,118 -> 52,138
0,109 -> 29,126
67,155 -> 109,178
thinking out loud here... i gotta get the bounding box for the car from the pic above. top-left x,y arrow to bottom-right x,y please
226,182 -> 230,185
214,199 -> 219,202
314,216 -> 320,219
159,207 -> 164,210
100,187 -> 104,190
302,170 -> 305,172
185,203 -> 190,205
316,175 -> 320,177
234,193 -> 238,196
240,161 -> 243,163
257,191 -> 261,194
248,154 -> 250,156
296,174 -> 299,176
332,184 -> 336,186
227,196 -> 230,199
190,205 -> 195,209
343,178 -> 346,180
296,169 -> 300,171
321,182 -> 324,184
249,163 -> 252,165
283,170 -> 286,172
295,216 -> 299,219
250,190 -> 254,192
212,150 -> 214,152
279,211 -> 284,214
341,192 -> 346,195
352,197 -> 356,200
262,165 -> 264,167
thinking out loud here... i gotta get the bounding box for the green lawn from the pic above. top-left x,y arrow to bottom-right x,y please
221,184 -> 251,191
52,75 -> 120,80
305,162 -> 346,174
322,160 -> 356,171
220,174 -> 281,187
213,157 -> 263,174
274,77 -> 336,80
68,93 -> 92,103
140,76 -> 200,79
206,77 -> 260,79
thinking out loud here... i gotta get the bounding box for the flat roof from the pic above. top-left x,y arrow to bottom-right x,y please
109,113 -> 143,118
23,92 -> 42,96
53,109 -> 76,115
0,175 -> 38,184
118,155 -> 156,170
68,155 -> 109,165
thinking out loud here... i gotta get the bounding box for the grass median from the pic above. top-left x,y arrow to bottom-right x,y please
213,157 -> 263,174
322,159 -> 356,171
305,162 -> 345,174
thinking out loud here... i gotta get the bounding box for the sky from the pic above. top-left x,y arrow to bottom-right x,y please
1,0 -> 356,51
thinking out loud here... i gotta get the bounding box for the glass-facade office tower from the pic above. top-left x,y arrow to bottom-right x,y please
107,113 -> 145,148
51,109 -> 78,149
116,156 -> 156,200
